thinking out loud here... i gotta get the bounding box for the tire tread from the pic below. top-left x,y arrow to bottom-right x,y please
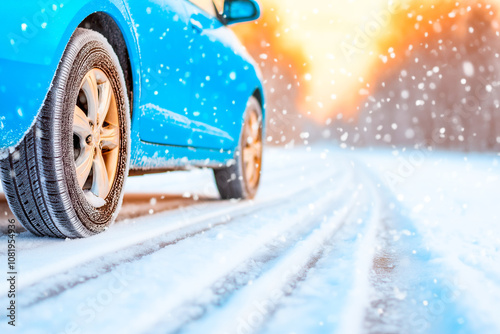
0,128 -> 65,237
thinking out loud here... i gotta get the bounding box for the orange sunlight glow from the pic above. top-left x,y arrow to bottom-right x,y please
233,0 -> 390,122
233,0 -> 500,123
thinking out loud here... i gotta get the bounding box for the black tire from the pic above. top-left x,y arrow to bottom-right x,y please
0,28 -> 130,238
214,96 -> 263,200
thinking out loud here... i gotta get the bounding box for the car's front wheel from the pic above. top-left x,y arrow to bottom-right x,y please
214,96 -> 263,200
0,28 -> 130,238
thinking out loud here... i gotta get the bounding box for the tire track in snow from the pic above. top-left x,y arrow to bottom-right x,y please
144,187 -> 360,333
335,170 -> 382,334
6,168 -> 350,310
13,168 -> 355,334
230,166 -> 383,334
362,191 -> 486,333
11,166 -> 338,287
112,176 -> 359,334
171,189 -> 362,334
18,172 -> 349,310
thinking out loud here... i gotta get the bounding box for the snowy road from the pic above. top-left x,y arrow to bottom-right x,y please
0,146 -> 499,334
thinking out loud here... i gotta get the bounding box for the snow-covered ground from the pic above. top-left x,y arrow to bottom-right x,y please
0,145 -> 499,333
353,147 -> 500,334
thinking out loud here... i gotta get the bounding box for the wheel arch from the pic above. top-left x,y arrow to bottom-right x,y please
253,88 -> 264,113
78,12 -> 135,117
252,87 -> 266,135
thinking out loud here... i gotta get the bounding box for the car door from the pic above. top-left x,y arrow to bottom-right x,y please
125,0 -> 198,147
181,0 -> 240,150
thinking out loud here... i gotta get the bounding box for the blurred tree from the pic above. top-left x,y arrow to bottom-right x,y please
354,0 -> 500,151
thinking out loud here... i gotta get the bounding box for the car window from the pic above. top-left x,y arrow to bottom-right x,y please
188,0 -> 224,17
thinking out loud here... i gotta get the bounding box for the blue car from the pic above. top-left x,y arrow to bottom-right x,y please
0,0 -> 265,238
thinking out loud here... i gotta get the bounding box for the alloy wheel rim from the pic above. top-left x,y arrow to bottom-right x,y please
242,109 -> 262,190
73,68 -> 120,201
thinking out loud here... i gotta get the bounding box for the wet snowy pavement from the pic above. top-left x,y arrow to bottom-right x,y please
0,146 -> 499,334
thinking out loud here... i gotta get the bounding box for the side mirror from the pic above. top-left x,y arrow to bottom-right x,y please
222,0 -> 261,25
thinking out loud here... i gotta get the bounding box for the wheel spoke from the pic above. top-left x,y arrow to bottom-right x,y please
91,150 -> 110,198
243,146 -> 255,161
97,80 -> 112,130
241,108 -> 262,190
73,106 -> 92,138
245,159 -> 255,182
75,147 -> 93,188
100,124 -> 119,151
244,141 -> 262,159
81,71 -> 99,125
248,112 -> 260,139
245,134 -> 254,146
75,68 -> 120,203
253,141 -> 263,157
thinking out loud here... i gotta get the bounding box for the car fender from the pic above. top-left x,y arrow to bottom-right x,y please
0,0 -> 138,150
209,26 -> 266,141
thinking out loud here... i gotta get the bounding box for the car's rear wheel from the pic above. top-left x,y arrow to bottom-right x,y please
0,28 -> 130,238
214,96 -> 263,200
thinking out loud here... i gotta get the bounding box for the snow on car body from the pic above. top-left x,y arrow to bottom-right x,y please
0,0 -> 265,238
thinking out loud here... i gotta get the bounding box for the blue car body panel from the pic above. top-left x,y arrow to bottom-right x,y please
0,0 -> 264,170
0,0 -> 134,150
